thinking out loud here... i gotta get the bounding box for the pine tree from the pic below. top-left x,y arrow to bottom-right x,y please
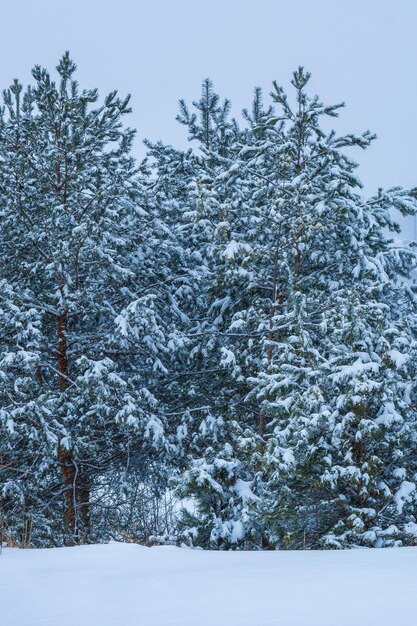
0,54 -> 178,544
169,81 -> 285,548
248,69 -> 417,548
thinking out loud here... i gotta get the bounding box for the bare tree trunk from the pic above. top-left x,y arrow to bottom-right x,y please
79,471 -> 91,540
56,310 -> 78,537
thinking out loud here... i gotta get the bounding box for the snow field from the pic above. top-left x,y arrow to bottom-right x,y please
1,542 -> 417,626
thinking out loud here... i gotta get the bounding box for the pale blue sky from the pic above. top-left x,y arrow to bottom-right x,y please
1,0 -> 416,235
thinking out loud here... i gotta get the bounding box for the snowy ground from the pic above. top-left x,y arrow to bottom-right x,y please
1,543 -> 417,626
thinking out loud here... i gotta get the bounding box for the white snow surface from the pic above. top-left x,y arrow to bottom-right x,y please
1,542 -> 417,626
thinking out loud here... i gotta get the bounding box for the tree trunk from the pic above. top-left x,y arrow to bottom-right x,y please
57,310 -> 78,538
79,471 -> 91,540
57,442 -> 77,535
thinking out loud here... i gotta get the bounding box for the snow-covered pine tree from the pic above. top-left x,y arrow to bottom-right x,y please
0,54 -> 178,545
248,69 -> 417,548
169,83 -> 278,548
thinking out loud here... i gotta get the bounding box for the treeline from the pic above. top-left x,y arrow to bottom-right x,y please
1,54 -> 417,549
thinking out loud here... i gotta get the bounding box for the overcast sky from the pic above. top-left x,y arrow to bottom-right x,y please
1,0 -> 416,236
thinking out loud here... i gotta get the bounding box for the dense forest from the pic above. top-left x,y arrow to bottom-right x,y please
1,53 -> 417,550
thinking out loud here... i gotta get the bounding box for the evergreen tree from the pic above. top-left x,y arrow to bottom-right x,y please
248,69 -> 417,548
171,81 -> 288,548
0,54 -> 178,544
